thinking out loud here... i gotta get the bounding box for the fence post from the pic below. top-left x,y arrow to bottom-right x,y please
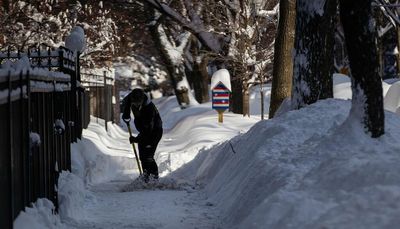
37,46 -> 41,67
8,71 -> 15,225
20,70 -> 27,208
47,47 -> 51,71
71,51 -> 77,142
104,71 -> 108,131
26,71 -> 31,205
76,52 -> 82,139
97,77 -> 99,124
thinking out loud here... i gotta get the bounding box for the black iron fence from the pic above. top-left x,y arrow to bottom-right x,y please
81,71 -> 114,130
0,46 -> 89,228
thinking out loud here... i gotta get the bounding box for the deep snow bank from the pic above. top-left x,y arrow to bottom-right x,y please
172,99 -> 400,229
71,118 -> 135,184
13,199 -> 67,229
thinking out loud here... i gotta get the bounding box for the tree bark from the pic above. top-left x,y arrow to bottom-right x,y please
243,86 -> 250,117
269,0 -> 296,118
339,0 -> 384,137
2,0 -> 10,12
145,7 -> 189,107
190,37 -> 210,103
396,26 -> 400,77
374,7 -> 385,78
230,68 -> 244,114
292,0 -> 337,109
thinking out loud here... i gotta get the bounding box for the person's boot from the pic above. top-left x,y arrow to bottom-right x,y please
149,174 -> 158,181
143,173 -> 150,183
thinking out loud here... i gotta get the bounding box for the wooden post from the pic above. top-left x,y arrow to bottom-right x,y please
218,110 -> 224,123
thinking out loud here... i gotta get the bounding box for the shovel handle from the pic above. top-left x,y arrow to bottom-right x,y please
126,122 -> 143,175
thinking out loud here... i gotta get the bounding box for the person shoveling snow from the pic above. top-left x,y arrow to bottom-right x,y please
122,88 -> 163,183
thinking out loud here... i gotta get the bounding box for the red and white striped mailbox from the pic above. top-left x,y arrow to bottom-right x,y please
212,82 -> 230,122
212,82 -> 230,110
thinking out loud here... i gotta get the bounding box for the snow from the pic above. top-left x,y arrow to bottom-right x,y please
173,98 -> 400,228
14,199 -> 67,229
14,73 -> 400,228
158,26 -> 190,65
70,117 -> 136,184
54,119 -> 66,134
384,81 -> 400,114
29,132 -> 41,148
65,26 -> 86,53
114,64 -> 133,79
258,3 -> 279,18
210,69 -> 232,91
0,86 -> 27,105
57,171 -> 93,223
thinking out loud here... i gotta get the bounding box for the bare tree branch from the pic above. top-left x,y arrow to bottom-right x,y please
136,0 -> 222,52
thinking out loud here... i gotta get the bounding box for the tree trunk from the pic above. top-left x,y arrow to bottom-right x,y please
374,7 -> 385,78
269,0 -> 296,118
145,7 -> 188,107
292,0 -> 337,109
2,0 -> 10,12
339,0 -> 384,137
396,26 -> 400,77
260,84 -> 265,120
243,86 -> 250,117
190,38 -> 210,103
230,69 -> 244,114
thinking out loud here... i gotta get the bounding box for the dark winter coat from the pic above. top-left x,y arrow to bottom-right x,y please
122,93 -> 163,145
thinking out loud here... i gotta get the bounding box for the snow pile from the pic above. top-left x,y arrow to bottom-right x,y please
71,117 -> 136,184
14,199 -> 67,229
384,81 -> 400,114
151,96 -> 258,176
58,171 -> 92,221
332,73 -> 391,100
171,98 -> 400,228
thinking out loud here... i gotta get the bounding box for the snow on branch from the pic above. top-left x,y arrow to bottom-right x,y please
222,0 -> 241,12
158,25 -> 191,65
138,0 -> 222,53
375,0 -> 400,26
258,3 -> 279,18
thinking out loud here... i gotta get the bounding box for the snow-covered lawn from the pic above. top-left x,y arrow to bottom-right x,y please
14,74 -> 400,228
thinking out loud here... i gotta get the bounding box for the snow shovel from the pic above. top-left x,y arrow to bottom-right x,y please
125,121 -> 143,175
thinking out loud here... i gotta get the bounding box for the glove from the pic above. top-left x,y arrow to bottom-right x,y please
129,136 -> 138,144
